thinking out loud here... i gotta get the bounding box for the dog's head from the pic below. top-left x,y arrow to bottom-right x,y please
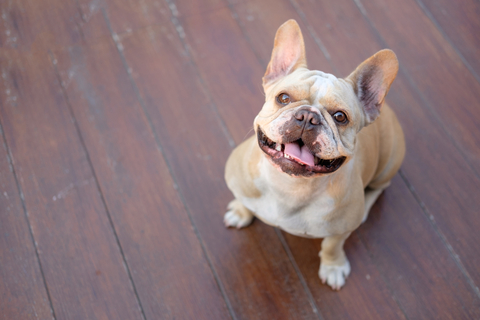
255,20 -> 398,177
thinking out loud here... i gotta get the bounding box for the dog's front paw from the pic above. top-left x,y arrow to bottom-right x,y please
224,210 -> 253,228
223,199 -> 254,229
319,259 -> 351,290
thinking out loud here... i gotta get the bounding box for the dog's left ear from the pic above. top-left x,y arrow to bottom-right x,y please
263,19 -> 307,89
347,49 -> 399,125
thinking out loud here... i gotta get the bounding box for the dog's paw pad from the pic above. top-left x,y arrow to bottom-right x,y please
224,210 -> 253,229
319,260 -> 351,290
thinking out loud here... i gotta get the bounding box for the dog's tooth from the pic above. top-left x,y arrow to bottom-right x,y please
275,144 -> 281,151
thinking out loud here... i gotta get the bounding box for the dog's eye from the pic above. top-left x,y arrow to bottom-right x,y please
277,93 -> 291,105
333,111 -> 348,124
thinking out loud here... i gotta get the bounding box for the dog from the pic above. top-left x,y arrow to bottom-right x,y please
224,19 -> 405,290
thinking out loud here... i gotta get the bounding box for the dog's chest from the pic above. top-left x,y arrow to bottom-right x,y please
242,165 -> 337,238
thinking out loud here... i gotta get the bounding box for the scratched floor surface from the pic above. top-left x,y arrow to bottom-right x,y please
1,0 -> 480,319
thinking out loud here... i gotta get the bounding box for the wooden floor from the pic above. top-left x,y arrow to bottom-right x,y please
1,0 -> 480,319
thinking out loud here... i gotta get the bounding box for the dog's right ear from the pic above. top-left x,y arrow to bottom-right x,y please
347,49 -> 399,125
263,20 -> 307,89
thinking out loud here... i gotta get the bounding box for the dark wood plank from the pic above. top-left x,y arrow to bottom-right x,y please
231,0 -> 334,73
230,1 -> 408,319
117,21 -> 320,319
294,0 -> 480,315
168,0 -> 232,18
0,49 -> 143,320
0,0 -> 84,50
357,0 -> 480,174
284,232 -> 407,320
77,0 -> 260,141
295,0 -> 383,73
0,0 -> 152,51
0,122 -> 52,319
51,36 -> 232,320
381,69 -> 480,303
176,5 -> 266,143
74,0 -> 236,41
75,0 -> 167,42
3,0 -> 479,318
359,176 -> 480,319
416,0 -> 480,79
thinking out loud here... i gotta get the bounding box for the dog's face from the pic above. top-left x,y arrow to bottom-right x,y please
255,20 -> 398,177
255,69 -> 359,177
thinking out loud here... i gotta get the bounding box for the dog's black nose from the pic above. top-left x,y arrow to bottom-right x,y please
294,109 -> 321,128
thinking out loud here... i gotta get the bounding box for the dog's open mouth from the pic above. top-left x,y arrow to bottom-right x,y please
257,128 -> 346,176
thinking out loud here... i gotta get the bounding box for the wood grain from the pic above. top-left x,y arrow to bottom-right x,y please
177,6 -> 266,144
284,231 -> 407,320
0,49 -> 143,320
75,0 -> 169,42
170,0 -> 233,18
2,0 -> 480,318
0,0 -> 84,50
51,36 -> 232,320
232,0 -> 334,73
0,116 -> 52,319
360,177 -> 480,319
415,0 -> 480,79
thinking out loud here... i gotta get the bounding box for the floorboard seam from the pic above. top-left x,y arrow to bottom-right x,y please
288,0 -> 338,74
354,229 -> 411,320
398,170 -> 480,300
102,8 -> 237,320
47,50 -> 147,320
73,0 -> 88,42
413,0 -> 480,85
0,115 -> 57,320
349,0 -> 480,299
275,229 -> 325,320
224,0 -> 267,67
164,0 -> 236,149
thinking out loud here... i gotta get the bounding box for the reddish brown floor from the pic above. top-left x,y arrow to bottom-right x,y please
1,0 -> 480,319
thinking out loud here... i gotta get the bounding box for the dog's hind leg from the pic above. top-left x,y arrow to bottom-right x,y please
224,199 -> 255,229
362,181 -> 391,223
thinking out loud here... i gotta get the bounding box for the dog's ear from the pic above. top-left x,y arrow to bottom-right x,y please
263,19 -> 307,88
347,49 -> 398,125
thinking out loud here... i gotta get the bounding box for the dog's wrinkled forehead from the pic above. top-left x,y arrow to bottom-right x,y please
265,69 -> 352,110
309,72 -> 338,100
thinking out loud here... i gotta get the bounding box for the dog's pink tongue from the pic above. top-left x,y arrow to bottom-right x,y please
284,143 -> 315,166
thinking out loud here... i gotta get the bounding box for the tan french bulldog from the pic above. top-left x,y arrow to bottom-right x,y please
224,19 -> 405,290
